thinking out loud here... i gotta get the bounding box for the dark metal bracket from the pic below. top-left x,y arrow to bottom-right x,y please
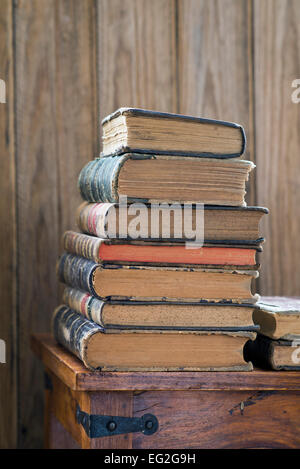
76,404 -> 159,438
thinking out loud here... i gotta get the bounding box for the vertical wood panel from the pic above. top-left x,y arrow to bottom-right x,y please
15,0 -> 59,448
90,392 -> 133,449
15,0 -> 98,448
97,0 -> 177,128
177,0 -> 255,203
253,0 -> 300,295
55,0 -> 98,235
0,0 -> 17,449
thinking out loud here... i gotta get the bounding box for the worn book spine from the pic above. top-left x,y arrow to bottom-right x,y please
78,156 -> 129,203
52,308 -> 254,371
63,286 -> 258,332
63,286 -> 104,325
77,201 -> 268,243
57,252 -> 98,296
76,201 -> 112,238
63,230 -> 103,263
52,305 -> 104,369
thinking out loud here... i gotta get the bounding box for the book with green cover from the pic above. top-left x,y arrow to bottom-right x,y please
78,155 -> 253,205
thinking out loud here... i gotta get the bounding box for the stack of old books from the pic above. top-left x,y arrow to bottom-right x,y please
53,108 -> 268,371
245,297 -> 300,370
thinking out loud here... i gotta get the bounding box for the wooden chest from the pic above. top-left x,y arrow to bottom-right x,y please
31,334 -> 300,449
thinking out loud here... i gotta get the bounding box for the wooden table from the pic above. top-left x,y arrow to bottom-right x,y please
31,333 -> 300,449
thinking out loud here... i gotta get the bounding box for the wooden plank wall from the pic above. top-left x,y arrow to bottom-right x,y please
253,0 -> 300,294
97,0 -> 177,122
0,0 -> 299,448
177,0 -> 256,205
0,0 -> 17,450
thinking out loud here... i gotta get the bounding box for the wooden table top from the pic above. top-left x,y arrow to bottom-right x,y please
31,333 -> 300,392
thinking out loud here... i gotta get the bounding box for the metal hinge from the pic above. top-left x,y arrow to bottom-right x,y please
76,404 -> 159,438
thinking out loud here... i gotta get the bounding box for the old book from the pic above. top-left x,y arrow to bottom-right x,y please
63,287 -> 258,331
254,297 -> 300,340
63,231 -> 259,268
101,108 -> 246,158
52,305 -> 255,371
244,334 -> 300,371
78,155 -> 253,205
57,253 -> 258,303
77,202 -> 268,243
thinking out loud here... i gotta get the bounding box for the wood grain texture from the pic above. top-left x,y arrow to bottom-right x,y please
46,371 -> 91,448
133,390 -> 300,448
38,340 -> 300,449
32,334 -> 300,392
54,0 -> 98,236
47,414 -> 80,449
0,0 -> 17,450
46,371 -> 133,449
177,0 -> 255,204
89,391 -> 133,449
97,0 -> 176,128
253,0 -> 300,295
15,0 -> 59,448
15,0 -> 98,448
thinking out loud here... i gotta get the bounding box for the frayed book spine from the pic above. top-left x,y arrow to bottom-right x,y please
76,201 -> 113,238
62,286 -> 104,325
78,156 -> 128,203
63,231 -> 103,263
57,252 -> 98,296
52,305 -> 104,368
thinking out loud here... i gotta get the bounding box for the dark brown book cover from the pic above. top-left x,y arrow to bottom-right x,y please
76,201 -> 268,244
101,108 -> 246,158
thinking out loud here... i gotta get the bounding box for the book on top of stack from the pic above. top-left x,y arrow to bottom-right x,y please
53,107 -> 268,371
